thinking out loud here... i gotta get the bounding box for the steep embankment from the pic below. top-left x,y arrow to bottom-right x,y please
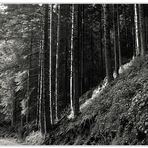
43,56 -> 148,145
25,56 -> 148,145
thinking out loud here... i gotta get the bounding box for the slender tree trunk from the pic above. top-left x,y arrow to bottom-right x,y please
131,5 -> 136,57
43,4 -> 51,134
144,16 -> 148,51
39,17 -> 45,134
69,4 -> 80,118
117,5 -> 122,68
74,4 -> 80,116
39,49 -> 45,135
55,4 -> 60,122
78,4 -> 83,96
138,4 -> 145,56
113,5 -> 119,77
26,31 -> 33,123
134,4 -> 140,56
103,4 -> 113,83
124,5 -> 129,52
80,5 -> 84,95
36,49 -> 41,127
49,4 -> 54,125
64,22 -> 68,109
100,6 -> 105,79
90,30 -> 94,86
137,6 -> 142,54
70,4 -> 75,117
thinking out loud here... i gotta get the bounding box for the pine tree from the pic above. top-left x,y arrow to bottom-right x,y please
39,16 -> 45,135
70,4 -> 75,118
138,4 -> 145,56
134,4 -> 140,56
55,4 -> 60,122
103,4 -> 113,83
43,4 -> 51,134
69,4 -> 80,118
117,5 -> 122,68
113,5 -> 119,77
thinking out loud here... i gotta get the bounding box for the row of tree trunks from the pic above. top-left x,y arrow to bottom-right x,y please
26,4 -> 147,136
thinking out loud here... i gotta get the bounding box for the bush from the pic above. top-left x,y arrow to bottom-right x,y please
25,131 -> 44,145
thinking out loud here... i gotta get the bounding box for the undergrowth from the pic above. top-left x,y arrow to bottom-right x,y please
26,56 -> 148,145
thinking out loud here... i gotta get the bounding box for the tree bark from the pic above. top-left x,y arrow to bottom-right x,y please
103,4 -> 113,83
39,17 -> 45,135
55,4 -> 60,122
134,4 -> 140,56
70,4 -> 74,117
70,4 -> 80,118
117,5 -> 122,68
43,4 -> 51,134
80,5 -> 84,95
26,30 -> 33,123
74,4 -> 80,116
138,4 -> 145,56
113,5 -> 119,77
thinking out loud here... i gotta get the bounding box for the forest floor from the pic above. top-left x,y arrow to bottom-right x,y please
0,138 -> 19,145
0,126 -> 22,145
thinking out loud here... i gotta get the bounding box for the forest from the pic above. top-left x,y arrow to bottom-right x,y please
0,3 -> 148,145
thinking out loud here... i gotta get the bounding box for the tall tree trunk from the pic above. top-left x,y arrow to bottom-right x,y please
103,4 -> 113,83
90,30 -> 94,86
100,6 -> 105,79
49,4 -> 54,125
113,5 -> 119,77
80,5 -> 84,95
134,4 -> 140,56
144,15 -> 148,51
124,5 -> 129,52
55,4 -> 60,122
117,5 -> 122,68
26,30 -> 33,123
39,49 -> 45,135
70,4 -> 75,118
70,4 -> 80,118
39,17 -> 45,135
36,45 -> 41,127
132,5 -> 136,57
138,4 -> 145,56
43,4 -> 51,134
74,4 -> 80,116
64,22 -> 68,110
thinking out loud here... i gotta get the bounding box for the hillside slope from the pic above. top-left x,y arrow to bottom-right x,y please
27,56 -> 148,145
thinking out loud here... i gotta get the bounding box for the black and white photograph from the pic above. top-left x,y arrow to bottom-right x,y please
0,2 -> 148,145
